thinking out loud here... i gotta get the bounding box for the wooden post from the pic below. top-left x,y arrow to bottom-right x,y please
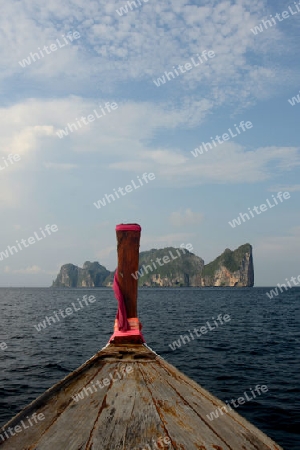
116,223 -> 141,317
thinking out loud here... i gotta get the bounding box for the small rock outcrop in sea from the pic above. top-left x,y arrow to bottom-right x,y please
51,244 -> 254,287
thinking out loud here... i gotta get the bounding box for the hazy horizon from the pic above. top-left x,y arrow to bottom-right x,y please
0,0 -> 299,287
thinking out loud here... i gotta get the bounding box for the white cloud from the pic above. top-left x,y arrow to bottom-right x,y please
268,184 -> 300,193
43,162 -> 77,170
0,0 -> 294,110
4,265 -> 56,275
170,209 -> 203,227
110,141 -> 300,185
95,246 -> 116,260
0,98 -> 299,214
255,227 -> 300,256
141,232 -> 194,249
0,0 -> 298,289
0,173 -> 30,208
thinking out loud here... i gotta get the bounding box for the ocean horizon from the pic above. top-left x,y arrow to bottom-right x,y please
0,287 -> 299,449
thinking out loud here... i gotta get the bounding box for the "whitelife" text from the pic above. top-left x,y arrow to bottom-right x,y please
0,225 -> 58,261
191,121 -> 253,157
228,191 -> 291,228
93,172 -> 155,209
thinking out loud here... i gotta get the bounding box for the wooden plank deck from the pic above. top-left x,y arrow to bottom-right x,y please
1,225 -> 285,449
0,344 -> 283,450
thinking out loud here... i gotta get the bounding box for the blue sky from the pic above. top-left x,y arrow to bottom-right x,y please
0,0 -> 299,286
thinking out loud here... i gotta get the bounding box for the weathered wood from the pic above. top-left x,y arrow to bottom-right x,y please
0,224 -> 284,449
0,344 -> 283,450
116,224 -> 141,318
141,360 -> 278,450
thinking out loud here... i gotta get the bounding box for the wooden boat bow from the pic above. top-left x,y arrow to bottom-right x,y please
0,224 -> 284,450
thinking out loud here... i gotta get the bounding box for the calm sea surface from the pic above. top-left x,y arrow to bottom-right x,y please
0,287 -> 299,450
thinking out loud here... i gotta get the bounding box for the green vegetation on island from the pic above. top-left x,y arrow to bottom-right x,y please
52,243 -> 254,287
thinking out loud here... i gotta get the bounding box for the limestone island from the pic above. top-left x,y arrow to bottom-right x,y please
51,243 -> 254,288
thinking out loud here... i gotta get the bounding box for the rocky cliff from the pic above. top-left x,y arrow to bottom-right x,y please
201,244 -> 254,287
136,247 -> 204,287
52,261 -> 110,287
51,244 -> 254,287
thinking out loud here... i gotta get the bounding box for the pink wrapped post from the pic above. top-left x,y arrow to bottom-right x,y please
109,224 -> 145,344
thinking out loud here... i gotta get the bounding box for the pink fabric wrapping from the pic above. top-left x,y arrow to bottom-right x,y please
113,270 -> 129,331
115,224 -> 141,232
109,327 -> 145,343
112,223 -> 142,334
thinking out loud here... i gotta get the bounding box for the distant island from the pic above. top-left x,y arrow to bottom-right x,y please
51,243 -> 254,287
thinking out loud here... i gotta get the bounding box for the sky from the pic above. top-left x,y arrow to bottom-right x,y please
0,0 -> 299,287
